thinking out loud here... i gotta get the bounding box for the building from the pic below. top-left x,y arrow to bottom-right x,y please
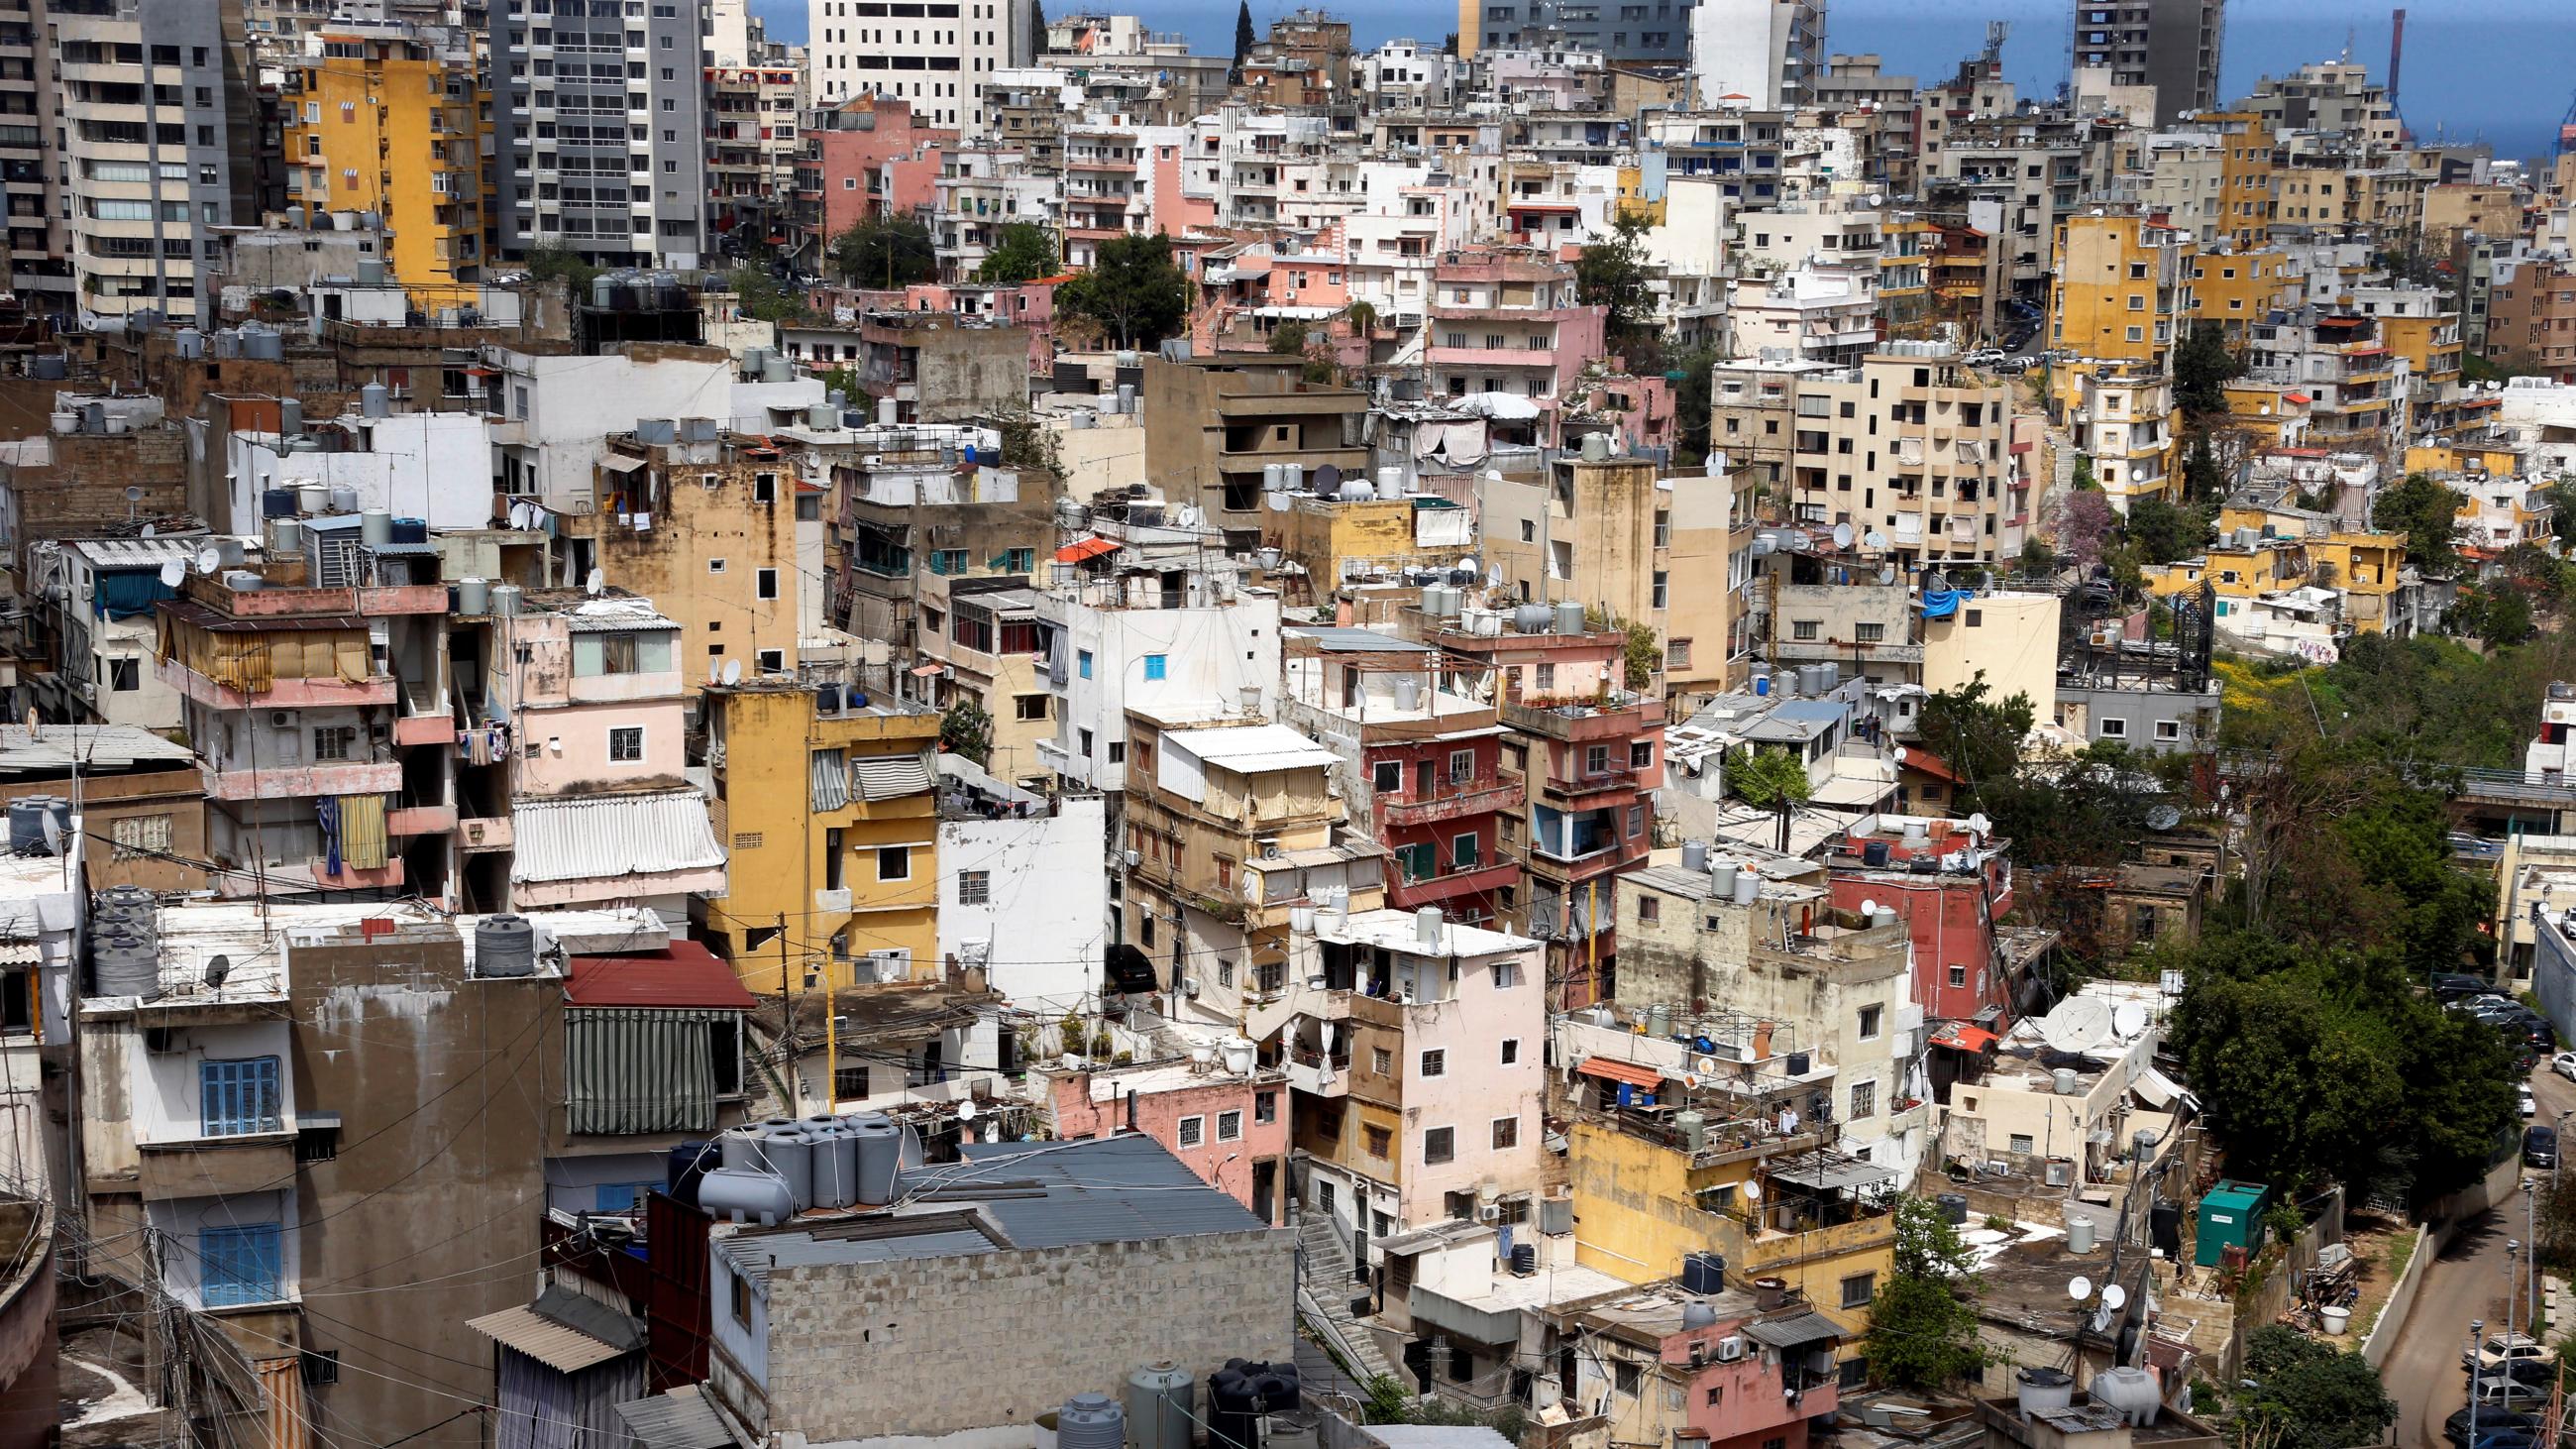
487,0 -> 707,267
0,1 -> 65,316
2058,366 -> 2177,510
704,1135 -> 1291,1442
1426,248 -> 1605,433
1826,816 -> 2024,1027
1035,1054 -> 1291,1223
0,724 -> 206,894
1140,354 -> 1370,552
805,0 -> 1032,128
704,57 -> 804,252
2049,214 -> 2195,371
278,14 -> 486,285
1775,347 -> 2022,568
1565,1282 -> 1847,1449
2486,260 -> 2576,381
2071,0 -> 2225,128
702,675 -> 939,990
842,313 -> 1032,424
1459,0 -> 1689,60
933,755 -> 1107,1010
22,536 -> 201,730
1685,0 -> 1828,109
1254,907 -> 1547,1239
54,0 -> 261,322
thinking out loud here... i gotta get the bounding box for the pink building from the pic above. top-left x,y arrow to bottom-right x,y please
1825,815 -> 2018,1028
1426,248 -> 1606,439
811,95 -> 958,241
1042,1059 -> 1292,1225
1571,1282 -> 1844,1449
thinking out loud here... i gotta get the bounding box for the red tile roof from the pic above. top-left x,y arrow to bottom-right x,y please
565,940 -> 758,1010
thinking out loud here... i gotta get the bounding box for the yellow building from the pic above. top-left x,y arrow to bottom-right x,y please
1564,1119 -> 1896,1345
2203,112 -> 2278,251
2379,310 -> 2467,436
2050,363 -> 2178,509
2188,249 -> 2294,345
2049,213 -> 2195,369
2145,505 -> 2409,633
703,679 -> 942,992
2405,440 -> 2522,479
2221,381 -> 2313,448
281,17 -> 487,285
1922,590 -> 2062,709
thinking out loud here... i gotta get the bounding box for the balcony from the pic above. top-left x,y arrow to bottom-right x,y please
1501,693 -> 1665,742
160,661 -> 399,713
204,760 -> 401,803
385,804 -> 457,836
392,714 -> 455,747
1540,764 -> 1637,805
1284,1042 -> 1352,1097
1390,859 -> 1519,911
138,1133 -> 298,1198
1378,776 -> 1521,828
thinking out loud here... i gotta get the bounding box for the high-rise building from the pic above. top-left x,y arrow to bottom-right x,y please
488,0 -> 707,268
280,13 -> 487,284
53,0 -> 261,324
0,0 -> 67,315
1685,0 -> 1827,108
2071,0 -> 2223,128
806,0 -> 1032,132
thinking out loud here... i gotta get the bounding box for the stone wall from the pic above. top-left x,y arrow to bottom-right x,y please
758,1226 -> 1295,1439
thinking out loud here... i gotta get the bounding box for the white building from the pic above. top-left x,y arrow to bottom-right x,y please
27,538 -> 202,730
805,0 -> 1031,130
483,346 -> 824,511
223,410 -> 495,535
1686,0 -> 1825,109
935,755 -> 1108,1014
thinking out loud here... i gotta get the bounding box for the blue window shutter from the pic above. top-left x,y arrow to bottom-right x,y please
201,1223 -> 281,1306
1143,654 -> 1167,681
202,1058 -> 281,1136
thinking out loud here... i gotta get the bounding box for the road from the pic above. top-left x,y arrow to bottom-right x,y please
2382,1061 -> 2567,1448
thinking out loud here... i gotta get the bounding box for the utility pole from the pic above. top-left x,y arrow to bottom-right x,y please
778,914 -> 799,1114
2471,1318 -> 2486,1449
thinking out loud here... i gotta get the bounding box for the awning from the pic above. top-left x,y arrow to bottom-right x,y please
2132,1065 -> 2197,1112
1576,1057 -> 1667,1090
599,454 -> 649,474
1744,1311 -> 1842,1350
1056,537 -> 1120,563
615,1387 -> 737,1449
852,753 -> 932,801
1930,1023 -> 1997,1053
1769,1158 -> 1899,1192
467,1304 -> 630,1373
910,663 -> 945,677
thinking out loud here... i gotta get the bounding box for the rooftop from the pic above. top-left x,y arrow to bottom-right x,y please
1164,724 -> 1342,773
0,724 -> 197,776
1314,906 -> 1538,957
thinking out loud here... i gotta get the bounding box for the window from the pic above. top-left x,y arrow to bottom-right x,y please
1177,1115 -> 1205,1147
1364,1124 -> 1393,1158
1492,1115 -> 1520,1150
573,630 -> 675,676
1651,570 -> 1667,609
1014,695 -> 1048,723
110,658 -> 140,692
311,726 -> 357,761
201,1058 -> 281,1137
1858,1005 -> 1881,1040
1501,1039 -> 1520,1065
1792,619 -> 1821,641
1142,653 -> 1167,681
2009,1133 -> 2036,1155
1849,1079 -> 1877,1119
1374,760 -> 1403,793
1423,1126 -> 1455,1164
1949,962 -> 1969,988
608,725 -> 644,762
1452,833 -> 1479,868
1639,896 -> 1660,923
756,568 -> 779,600
110,814 -> 172,861
957,869 -> 990,905
1840,1272 -> 1877,1308
200,1224 -> 283,1307
1255,1090 -> 1277,1124
1613,1361 -> 1642,1396
1449,749 -> 1475,783
1855,622 -> 1885,643
1371,1048 -> 1392,1075
2155,719 -> 2183,741
2098,717 -> 2128,738
1630,740 -> 1653,770
1217,1110 -> 1242,1142
1075,649 -> 1094,680
877,845 -> 911,881
1494,958 -> 1521,989
1420,1049 -> 1446,1077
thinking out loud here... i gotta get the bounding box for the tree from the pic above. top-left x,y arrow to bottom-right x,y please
939,698 -> 994,767
1575,209 -> 1659,363
2124,496 -> 2209,565
1344,300 -> 1378,335
2371,471 -> 2465,578
2053,486 -> 2115,576
1267,318 -> 1311,355
2454,584 -> 2537,647
975,223 -> 1059,286
2173,320 -> 2244,419
1055,231 -> 1190,348
832,216 -> 936,288
2234,1326 -> 2398,1449
1729,746 -> 1810,853
1668,347 -> 1720,465
2180,433 -> 2227,502
1230,0 -> 1255,81
524,241 -> 600,293
726,265 -> 805,324
2547,482 -> 2576,547
1914,674 -> 2034,814
1866,1196 -> 1994,1392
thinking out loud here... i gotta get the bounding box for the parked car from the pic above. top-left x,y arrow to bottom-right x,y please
2433,971 -> 2496,999
2551,1051 -> 2576,1081
2522,1083 -> 2538,1118
2523,1124 -> 2557,1169
2465,1332 -> 2547,1372
2470,1431 -> 2539,1449
2471,1374 -> 2551,1409
2449,1407 -> 2538,1446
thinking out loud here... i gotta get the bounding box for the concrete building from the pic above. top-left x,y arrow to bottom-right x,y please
1685,0 -> 1826,109
1922,590 -> 2062,714
54,0 -> 261,322
933,755 -> 1107,1011
1035,1055 -> 1291,1224
1564,1281 -> 1847,1449
704,1135 -> 1291,1442
2070,0 -> 2224,128
0,0 -> 66,316
1250,907 -> 1547,1240
1780,347 -> 2022,568
1825,815 -> 2024,1028
488,0 -> 707,267
24,536 -> 201,731
702,675 -> 939,991
2049,214 -> 2195,372
0,724 -> 205,894
279,14 -> 487,285
1426,248 -> 1605,431
705,57 -> 804,251
805,0 -> 1033,128
1141,354 -> 1370,553
483,344 -> 825,512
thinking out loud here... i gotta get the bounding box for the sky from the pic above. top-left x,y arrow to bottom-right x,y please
750,0 -> 2575,161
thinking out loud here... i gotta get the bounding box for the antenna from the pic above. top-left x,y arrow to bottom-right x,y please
124,484 -> 143,521
2099,1282 -> 2128,1311
204,953 -> 232,988
158,560 -> 186,588
956,1097 -> 978,1122
1966,812 -> 1992,836
140,524 -> 156,538
2038,996 -> 2115,1055
1832,521 -> 1855,549
708,662 -> 723,685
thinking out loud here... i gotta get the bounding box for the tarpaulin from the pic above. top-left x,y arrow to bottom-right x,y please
1920,588 -> 1978,619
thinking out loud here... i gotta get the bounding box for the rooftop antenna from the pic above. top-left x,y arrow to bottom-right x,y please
123,484 -> 143,521
586,568 -> 605,597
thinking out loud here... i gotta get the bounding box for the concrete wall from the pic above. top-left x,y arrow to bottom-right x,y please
938,796 -> 1108,1009
1922,591 -> 2058,711
226,410 -> 493,533
2051,683 -> 2221,754
1397,946 -> 1549,1226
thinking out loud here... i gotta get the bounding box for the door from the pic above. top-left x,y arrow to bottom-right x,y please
1251,1159 -> 1276,1225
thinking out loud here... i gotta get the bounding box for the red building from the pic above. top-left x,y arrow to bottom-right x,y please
1825,814 -> 2016,1026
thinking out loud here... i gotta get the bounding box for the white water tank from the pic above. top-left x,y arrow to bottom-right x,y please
456,577 -> 488,615
2090,1366 -> 2158,1426
1414,907 -> 1444,950
2066,1212 -> 2096,1254
1375,466 -> 1403,500
1219,1036 -> 1257,1075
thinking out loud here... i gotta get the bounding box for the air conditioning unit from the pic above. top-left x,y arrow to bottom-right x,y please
1124,848 -> 1141,867
270,711 -> 294,726
1477,1202 -> 1501,1223
1714,1336 -> 1745,1363
1180,976 -> 1201,997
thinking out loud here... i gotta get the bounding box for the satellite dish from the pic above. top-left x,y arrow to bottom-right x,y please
1891,745 -> 1907,764
708,662 -> 723,685
193,547 -> 221,576
159,560 -> 186,588
2110,1002 -> 2149,1040
1683,1073 -> 1701,1089
38,813 -> 60,856
1740,1177 -> 1762,1200
1696,1056 -> 1719,1075
203,954 -> 232,988
140,524 -> 156,538
956,1097 -> 977,1122
1925,569 -> 1951,593
1315,463 -> 1342,491
2038,996 -> 2115,1055
2145,804 -> 2183,832
2100,1282 -> 2128,1311
1832,521 -> 1856,549
721,659 -> 742,686
586,569 -> 604,597
123,486 -> 144,502
1878,565 -> 1897,585
1967,812 -> 1992,836
1860,898 -> 1879,916
2068,1275 -> 2094,1302
1865,530 -> 1888,550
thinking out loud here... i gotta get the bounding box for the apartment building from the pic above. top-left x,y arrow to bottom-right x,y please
805,0 -> 1030,129
2058,364 -> 2177,511
704,57 -> 803,249
1825,815 -> 2024,1028
1685,0 -> 1826,109
2486,259 -> 2576,382
487,0 -> 707,268
54,0 -> 262,322
1425,247 -> 1604,424
0,1 -> 64,315
2246,309 -> 2407,454
279,14 -> 486,285
2070,0 -> 2223,128
1768,346 -> 2020,568
1140,354 -> 1370,553
2049,213 -> 2194,370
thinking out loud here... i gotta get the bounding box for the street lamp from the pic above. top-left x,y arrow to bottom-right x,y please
2469,1317 -> 2485,1449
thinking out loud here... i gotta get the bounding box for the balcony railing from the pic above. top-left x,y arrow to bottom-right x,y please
1378,774 -> 1520,826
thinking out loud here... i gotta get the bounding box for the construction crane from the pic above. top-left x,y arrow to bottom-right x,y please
2561,87 -> 2576,159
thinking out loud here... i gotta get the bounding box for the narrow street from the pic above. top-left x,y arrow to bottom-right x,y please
2382,1062 -> 2569,1448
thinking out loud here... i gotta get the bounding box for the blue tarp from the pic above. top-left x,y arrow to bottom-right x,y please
1920,588 -> 1979,619
94,571 -> 177,620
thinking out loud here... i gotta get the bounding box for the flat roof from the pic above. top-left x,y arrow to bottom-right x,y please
1166,723 -> 1341,773
1284,625 -> 1434,654
0,724 -> 196,775
1315,906 -> 1537,957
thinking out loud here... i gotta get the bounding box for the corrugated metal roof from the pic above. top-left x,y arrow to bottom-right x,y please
1743,1310 -> 1842,1350
0,724 -> 195,774
565,940 -> 758,1010
511,790 -> 725,885
614,1387 -> 737,1449
69,537 -> 207,569
1168,724 -> 1339,774
561,597 -> 681,632
852,754 -> 932,801
467,1304 -> 631,1373
1284,625 -> 1431,654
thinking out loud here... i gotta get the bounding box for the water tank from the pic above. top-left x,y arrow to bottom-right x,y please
1579,432 -> 1613,461
1648,1004 -> 1671,1040
297,482 -> 331,514
2052,1067 -> 2080,1095
1674,1109 -> 1707,1154
173,328 -> 204,359
719,1127 -> 769,1172
1392,676 -> 1424,711
1863,838 -> 1892,868
2067,1212 -> 2098,1254
360,509 -> 392,547
763,1129 -> 815,1211
456,577 -> 489,615
475,915 -> 538,977
5,799 -> 46,853
849,1119 -> 901,1205
1681,840 -> 1709,872
2015,1367 -> 2074,1419
221,570 -> 264,593
1902,818 -> 1932,846
666,1141 -> 719,1207
93,928 -> 161,1000
807,402 -> 838,430
1337,480 -> 1372,502
1414,907 -> 1444,950
1936,1192 -> 1970,1225
490,584 -> 522,617
1059,1393 -> 1125,1449
97,883 -> 157,918
1709,860 -> 1740,896
1731,871 -> 1759,906
1510,1242 -> 1538,1276
1750,1276 -> 1788,1309
1554,600 -> 1586,635
1219,1035 -> 1257,1075
239,326 -> 284,361
809,1129 -> 860,1209
2091,1367 -> 2160,1426
1680,1251 -> 1727,1294
1514,604 -> 1553,634
1261,463 -> 1286,493
697,1168 -> 795,1226
762,354 -> 793,384
1375,467 -> 1403,500
1784,1051 -> 1811,1075
1127,1363 -> 1195,1449
1282,463 -> 1304,492
1680,1297 -> 1719,1329
361,384 -> 390,418
742,347 -> 771,377
271,517 -> 302,556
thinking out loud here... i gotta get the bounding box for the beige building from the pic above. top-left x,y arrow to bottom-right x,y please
1783,347 -> 2021,568
1141,355 -> 1371,551
1922,590 -> 2060,714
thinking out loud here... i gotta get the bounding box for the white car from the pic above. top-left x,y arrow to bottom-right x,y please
2466,1332 -> 2548,1372
2553,1051 -> 2576,1081
2521,1083 -> 2538,1118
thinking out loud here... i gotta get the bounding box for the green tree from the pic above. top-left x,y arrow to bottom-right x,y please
1866,1196 -> 1994,1392
2180,433 -> 2228,502
1055,231 -> 1190,348
1667,347 -> 1720,465
1344,300 -> 1378,335
975,222 -> 1059,285
832,216 -> 936,288
524,241 -> 600,292
1266,318 -> 1311,354
2173,320 -> 2245,418
2234,1326 -> 2398,1449
2125,496 -> 2210,565
1914,674 -> 2034,812
2371,471 -> 2464,577
1574,209 -> 1660,363
2072,453 -> 2098,490
939,698 -> 994,767
1729,746 -> 1811,853
726,265 -> 806,324
1230,0 -> 1255,80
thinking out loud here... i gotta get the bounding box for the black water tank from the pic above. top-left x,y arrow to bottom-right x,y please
1510,1243 -> 1538,1277
1680,1251 -> 1726,1293
2150,1201 -> 2184,1257
1936,1192 -> 1970,1225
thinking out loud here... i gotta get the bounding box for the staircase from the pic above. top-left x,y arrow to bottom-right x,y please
1296,1211 -> 1399,1389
